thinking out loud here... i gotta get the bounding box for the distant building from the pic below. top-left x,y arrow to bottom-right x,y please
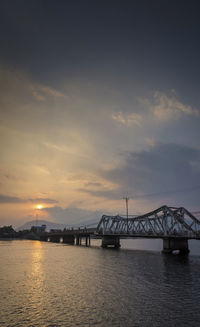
31,224 -> 46,233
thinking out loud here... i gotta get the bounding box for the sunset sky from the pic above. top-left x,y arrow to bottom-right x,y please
0,0 -> 200,227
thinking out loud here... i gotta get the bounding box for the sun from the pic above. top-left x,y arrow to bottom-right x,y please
36,204 -> 43,210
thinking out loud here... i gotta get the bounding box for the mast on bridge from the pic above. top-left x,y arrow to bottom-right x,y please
123,196 -> 130,233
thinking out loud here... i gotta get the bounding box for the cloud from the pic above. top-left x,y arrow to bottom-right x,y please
111,91 -> 199,130
78,188 -> 121,201
80,143 -> 200,207
43,206 -> 105,225
0,65 -> 67,104
112,112 -> 142,127
145,138 -> 157,147
30,84 -> 67,102
151,91 -> 199,120
84,182 -> 102,187
0,194 -> 58,204
43,141 -> 90,159
1,63 -> 200,218
29,198 -> 58,204
0,195 -> 24,203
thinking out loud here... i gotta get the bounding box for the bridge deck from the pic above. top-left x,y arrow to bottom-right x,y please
94,233 -> 200,240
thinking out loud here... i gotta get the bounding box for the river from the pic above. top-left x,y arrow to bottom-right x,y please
0,239 -> 200,327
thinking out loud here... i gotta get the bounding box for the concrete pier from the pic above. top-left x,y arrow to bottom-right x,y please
85,235 -> 90,246
40,235 -> 48,241
75,235 -> 90,246
62,235 -> 75,245
50,235 -> 61,243
101,235 -> 121,248
75,235 -> 81,245
162,238 -> 189,254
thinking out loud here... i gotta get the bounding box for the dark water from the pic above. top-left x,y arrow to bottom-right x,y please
0,239 -> 200,327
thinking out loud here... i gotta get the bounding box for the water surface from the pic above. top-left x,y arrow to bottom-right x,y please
0,239 -> 200,327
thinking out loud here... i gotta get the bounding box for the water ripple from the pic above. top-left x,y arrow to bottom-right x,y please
0,240 -> 200,326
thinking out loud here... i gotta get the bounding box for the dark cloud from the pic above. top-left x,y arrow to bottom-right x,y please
29,198 -> 58,204
1,0 -> 200,103
0,194 -> 58,204
78,188 -> 121,200
81,143 -> 200,207
0,195 -> 24,203
43,206 -> 106,225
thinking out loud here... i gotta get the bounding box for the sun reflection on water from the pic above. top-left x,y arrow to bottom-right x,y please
27,241 -> 48,324
31,241 -> 43,278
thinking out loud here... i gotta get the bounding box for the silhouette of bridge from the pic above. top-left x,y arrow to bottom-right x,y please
40,205 -> 200,254
96,206 -> 200,253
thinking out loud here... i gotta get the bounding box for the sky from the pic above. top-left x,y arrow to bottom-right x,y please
0,0 -> 200,228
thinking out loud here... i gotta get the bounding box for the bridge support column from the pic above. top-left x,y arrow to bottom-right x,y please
50,235 -> 61,243
85,235 -> 90,246
76,235 -> 82,245
162,238 -> 189,254
39,235 -> 48,241
75,235 -> 91,246
62,235 -> 75,245
101,236 -> 120,248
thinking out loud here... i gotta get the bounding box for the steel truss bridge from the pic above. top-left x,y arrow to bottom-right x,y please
95,206 -> 200,253
39,206 -> 200,254
96,205 -> 200,238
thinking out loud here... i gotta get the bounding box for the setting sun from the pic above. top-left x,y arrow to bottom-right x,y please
36,204 -> 43,210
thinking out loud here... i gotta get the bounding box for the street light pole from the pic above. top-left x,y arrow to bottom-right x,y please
123,197 -> 129,234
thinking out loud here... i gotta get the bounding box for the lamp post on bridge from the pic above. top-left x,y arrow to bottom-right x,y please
123,197 -> 130,234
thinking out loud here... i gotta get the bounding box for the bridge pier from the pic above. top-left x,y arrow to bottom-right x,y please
62,235 -> 75,245
162,238 -> 189,254
85,235 -> 90,246
50,235 -> 61,243
39,235 -> 48,241
101,235 -> 120,248
76,235 -> 81,245
75,235 -> 91,246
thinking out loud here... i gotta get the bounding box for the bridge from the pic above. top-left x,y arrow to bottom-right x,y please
40,228 -> 95,246
39,205 -> 200,254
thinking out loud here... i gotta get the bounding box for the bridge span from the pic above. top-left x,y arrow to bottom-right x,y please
40,205 -> 200,254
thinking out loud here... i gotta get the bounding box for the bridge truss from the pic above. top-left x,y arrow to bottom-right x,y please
96,206 -> 200,239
